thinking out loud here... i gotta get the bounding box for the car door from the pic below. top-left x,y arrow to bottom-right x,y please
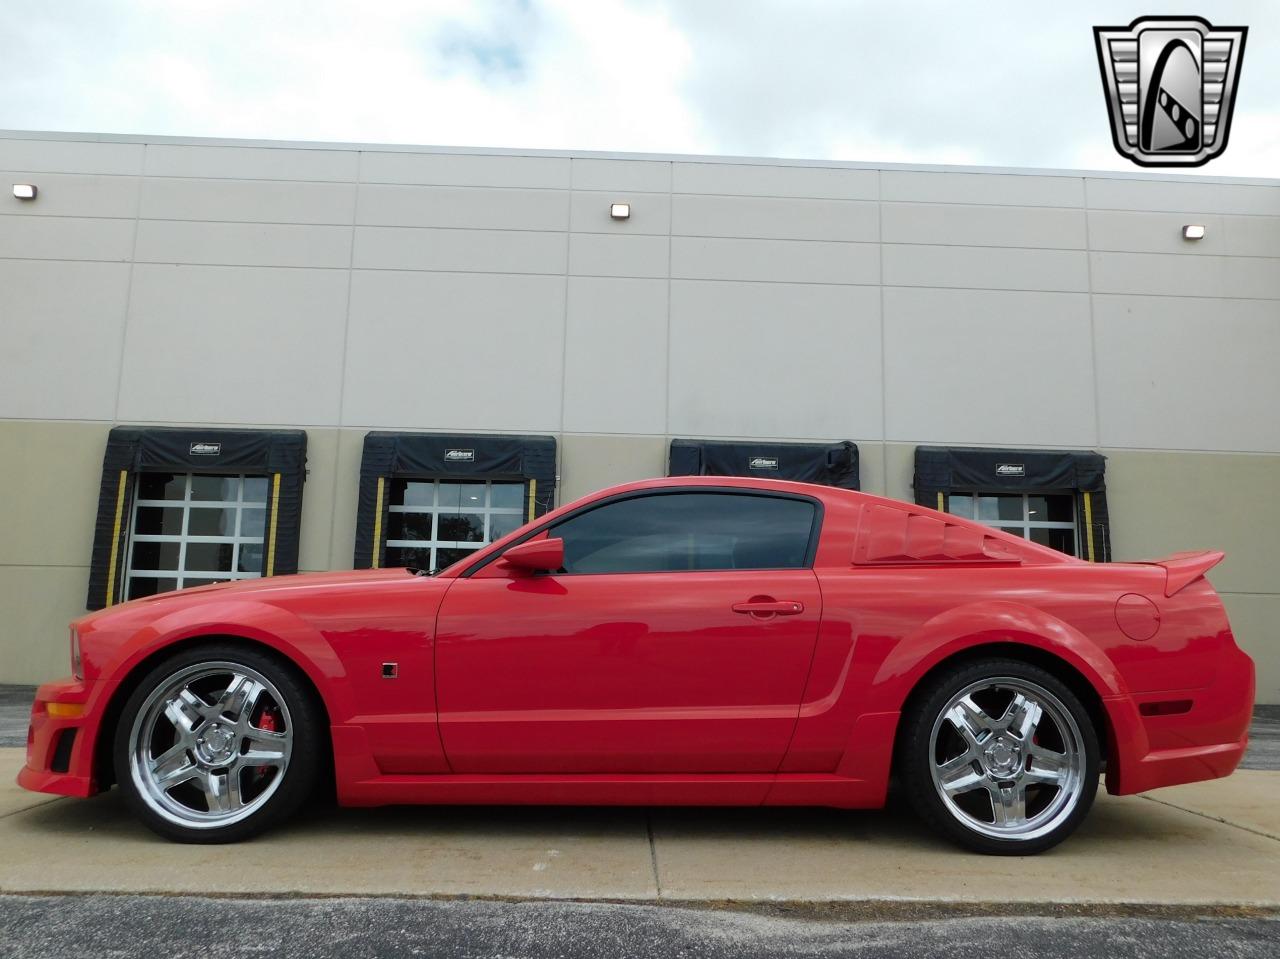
433,489 -> 824,774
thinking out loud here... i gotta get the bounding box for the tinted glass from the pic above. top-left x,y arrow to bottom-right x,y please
188,507 -> 236,537
436,546 -> 477,569
138,473 -> 185,501
128,577 -> 177,599
490,512 -> 524,540
386,513 -> 434,541
240,508 -> 266,538
191,474 -> 240,502
551,493 -> 816,574
185,542 -> 234,572
392,480 -> 435,508
438,514 -> 483,543
1030,527 -> 1076,555
1045,494 -> 1075,523
131,541 -> 180,571
385,545 -> 433,569
978,495 -> 1023,521
490,483 -> 524,511
242,477 -> 269,504
238,543 -> 264,573
134,506 -> 184,535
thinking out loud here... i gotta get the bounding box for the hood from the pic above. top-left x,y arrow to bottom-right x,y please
75,568 -> 423,629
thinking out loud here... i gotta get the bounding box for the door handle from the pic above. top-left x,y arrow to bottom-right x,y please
732,599 -> 805,616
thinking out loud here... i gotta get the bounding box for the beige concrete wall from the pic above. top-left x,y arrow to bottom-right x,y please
3,422 -> 1274,700
0,421 -> 108,681
1104,450 -> 1280,701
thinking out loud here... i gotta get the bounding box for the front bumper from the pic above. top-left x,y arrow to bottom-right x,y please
16,677 -> 109,798
1105,645 -> 1255,795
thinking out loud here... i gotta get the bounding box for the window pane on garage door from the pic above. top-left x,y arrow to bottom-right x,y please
125,472 -> 269,599
385,479 -> 525,572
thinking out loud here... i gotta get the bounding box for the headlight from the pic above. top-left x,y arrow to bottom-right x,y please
70,629 -> 83,680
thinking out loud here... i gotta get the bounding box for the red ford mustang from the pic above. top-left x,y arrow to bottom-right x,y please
19,477 -> 1254,853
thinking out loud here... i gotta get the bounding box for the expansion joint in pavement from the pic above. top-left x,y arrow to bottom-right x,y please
646,811 -> 662,899
0,796 -> 65,821
1139,795 -> 1280,843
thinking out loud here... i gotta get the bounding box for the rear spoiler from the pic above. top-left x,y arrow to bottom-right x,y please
1138,550 -> 1226,597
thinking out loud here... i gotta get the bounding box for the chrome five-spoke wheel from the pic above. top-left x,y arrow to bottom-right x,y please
115,645 -> 319,843
129,662 -> 292,829
930,678 -> 1084,841
902,658 -> 1100,854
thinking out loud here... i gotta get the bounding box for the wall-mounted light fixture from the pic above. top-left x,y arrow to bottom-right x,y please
610,202 -> 630,220
12,183 -> 37,200
1182,224 -> 1206,240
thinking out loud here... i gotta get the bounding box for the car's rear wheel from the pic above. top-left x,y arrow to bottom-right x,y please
113,643 -> 320,843
899,658 -> 1099,855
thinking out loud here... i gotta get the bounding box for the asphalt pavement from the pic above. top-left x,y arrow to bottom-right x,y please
0,895 -> 1277,959
1243,705 -> 1280,770
0,686 -> 33,748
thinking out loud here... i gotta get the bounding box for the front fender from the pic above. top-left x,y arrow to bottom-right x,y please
98,598 -> 355,723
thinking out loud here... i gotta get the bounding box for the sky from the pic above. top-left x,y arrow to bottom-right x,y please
1,1 -> 1276,177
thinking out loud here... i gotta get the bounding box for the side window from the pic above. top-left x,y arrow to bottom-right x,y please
550,492 -> 816,574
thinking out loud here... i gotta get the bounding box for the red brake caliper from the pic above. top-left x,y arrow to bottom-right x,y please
254,707 -> 280,780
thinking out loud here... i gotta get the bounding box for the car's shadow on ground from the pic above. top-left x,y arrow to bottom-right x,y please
14,779 -> 1183,857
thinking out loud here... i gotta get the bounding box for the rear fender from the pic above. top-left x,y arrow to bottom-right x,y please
868,600 -> 1128,713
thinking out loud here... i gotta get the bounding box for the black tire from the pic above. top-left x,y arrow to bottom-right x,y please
898,657 -> 1100,855
113,642 -> 321,843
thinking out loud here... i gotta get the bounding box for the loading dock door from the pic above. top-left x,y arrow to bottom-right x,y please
913,446 -> 1111,561
354,432 -> 557,571
668,439 -> 859,489
87,427 -> 307,609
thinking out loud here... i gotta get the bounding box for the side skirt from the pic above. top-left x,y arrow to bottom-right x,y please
332,721 -> 885,809
336,773 -> 886,809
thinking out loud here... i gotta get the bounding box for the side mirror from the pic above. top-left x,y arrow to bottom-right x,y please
499,537 -> 565,574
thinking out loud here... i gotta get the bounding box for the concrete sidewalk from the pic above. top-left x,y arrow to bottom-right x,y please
2,748 -> 1277,908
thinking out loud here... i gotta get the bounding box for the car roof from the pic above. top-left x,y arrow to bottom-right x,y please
570,475 -> 878,508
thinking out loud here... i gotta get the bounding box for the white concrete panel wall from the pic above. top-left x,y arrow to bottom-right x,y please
0,260 -> 132,420
667,281 -> 882,440
1,132 -> 1277,455
117,264 -> 350,426
1093,296 -> 1280,452
883,288 -> 1095,447
341,271 -> 566,432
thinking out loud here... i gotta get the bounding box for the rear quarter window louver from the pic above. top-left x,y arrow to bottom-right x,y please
853,505 -> 1022,566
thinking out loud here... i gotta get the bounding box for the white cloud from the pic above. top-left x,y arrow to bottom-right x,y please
0,0 -> 1276,176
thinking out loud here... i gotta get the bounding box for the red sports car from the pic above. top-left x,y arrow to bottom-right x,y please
19,477 -> 1254,854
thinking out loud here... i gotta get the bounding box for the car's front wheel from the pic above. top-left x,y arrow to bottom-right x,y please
113,643 -> 320,843
899,657 -> 1100,855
